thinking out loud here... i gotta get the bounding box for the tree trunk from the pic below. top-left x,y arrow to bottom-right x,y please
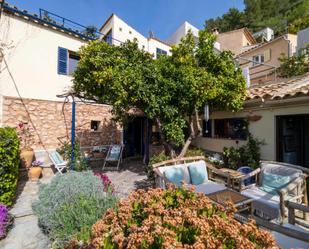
154,118 -> 175,158
178,109 -> 202,158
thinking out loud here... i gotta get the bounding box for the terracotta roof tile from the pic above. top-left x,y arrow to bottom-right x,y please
246,73 -> 309,101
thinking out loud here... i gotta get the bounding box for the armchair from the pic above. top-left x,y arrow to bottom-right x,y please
237,161 -> 307,222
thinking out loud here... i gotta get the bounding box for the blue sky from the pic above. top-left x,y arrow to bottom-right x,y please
7,0 -> 244,39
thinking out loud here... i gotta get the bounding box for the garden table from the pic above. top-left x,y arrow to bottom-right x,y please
207,189 -> 253,216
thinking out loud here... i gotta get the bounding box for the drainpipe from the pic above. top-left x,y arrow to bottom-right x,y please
71,97 -> 76,170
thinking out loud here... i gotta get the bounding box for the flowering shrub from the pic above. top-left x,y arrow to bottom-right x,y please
16,121 -> 34,150
0,127 -> 20,206
0,204 -> 8,238
32,160 -> 43,167
94,173 -> 114,193
32,171 -> 117,248
82,186 -> 278,249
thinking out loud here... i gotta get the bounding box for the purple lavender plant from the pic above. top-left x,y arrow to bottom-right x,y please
0,204 -> 8,238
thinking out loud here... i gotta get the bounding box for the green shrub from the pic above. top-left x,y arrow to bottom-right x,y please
147,153 -> 171,183
185,147 -> 205,157
57,139 -> 88,171
32,171 -> 117,248
0,127 -> 20,206
223,134 -> 264,170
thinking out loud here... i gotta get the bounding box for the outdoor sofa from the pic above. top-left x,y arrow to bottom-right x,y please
153,156 -> 227,195
235,161 -> 307,222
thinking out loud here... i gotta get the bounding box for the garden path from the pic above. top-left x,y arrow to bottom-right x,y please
0,159 -> 150,249
0,168 -> 53,249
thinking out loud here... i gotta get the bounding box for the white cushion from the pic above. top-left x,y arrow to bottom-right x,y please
186,160 -> 209,182
242,187 -> 281,219
157,164 -> 191,184
193,181 -> 226,195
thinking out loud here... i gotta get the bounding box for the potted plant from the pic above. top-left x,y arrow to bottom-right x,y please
17,121 -> 35,169
28,160 -> 43,181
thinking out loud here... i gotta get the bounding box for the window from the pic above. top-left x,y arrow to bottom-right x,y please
213,118 -> 247,140
91,120 -> 100,131
104,29 -> 112,45
156,48 -> 167,57
57,47 -> 79,75
252,54 -> 264,66
68,52 -> 79,75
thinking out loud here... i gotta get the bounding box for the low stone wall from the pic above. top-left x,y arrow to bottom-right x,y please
2,96 -> 121,150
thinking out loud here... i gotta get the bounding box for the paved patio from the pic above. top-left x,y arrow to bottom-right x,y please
0,159 -> 149,249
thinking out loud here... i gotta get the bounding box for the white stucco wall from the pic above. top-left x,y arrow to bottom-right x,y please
167,21 -> 220,50
148,38 -> 172,58
0,12 -> 87,102
100,14 -> 172,57
193,101 -> 309,161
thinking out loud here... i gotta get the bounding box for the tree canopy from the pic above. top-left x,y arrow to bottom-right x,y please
73,31 -> 246,156
205,0 -> 309,35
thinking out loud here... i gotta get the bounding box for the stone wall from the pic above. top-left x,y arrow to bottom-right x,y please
2,96 -> 121,150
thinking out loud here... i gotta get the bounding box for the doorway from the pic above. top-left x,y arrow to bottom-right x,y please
123,117 -> 149,161
277,115 -> 309,168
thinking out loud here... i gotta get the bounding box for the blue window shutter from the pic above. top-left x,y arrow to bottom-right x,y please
58,47 -> 68,75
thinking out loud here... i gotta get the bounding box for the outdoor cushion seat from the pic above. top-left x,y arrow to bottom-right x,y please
193,181 -> 226,195
153,158 -> 226,195
239,161 -> 306,221
242,187 -> 281,220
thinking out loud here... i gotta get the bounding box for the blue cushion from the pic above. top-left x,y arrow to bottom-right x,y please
164,167 -> 184,186
261,172 -> 291,194
188,162 -> 208,185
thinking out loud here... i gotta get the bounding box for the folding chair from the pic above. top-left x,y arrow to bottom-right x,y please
49,151 -> 67,174
102,145 -> 123,171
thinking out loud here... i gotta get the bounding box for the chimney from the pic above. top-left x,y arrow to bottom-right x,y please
149,30 -> 154,38
212,28 -> 219,35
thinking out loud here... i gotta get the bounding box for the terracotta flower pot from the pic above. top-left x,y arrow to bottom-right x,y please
20,148 -> 34,169
28,167 -> 42,181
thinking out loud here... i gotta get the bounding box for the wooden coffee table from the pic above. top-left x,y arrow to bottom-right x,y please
207,189 -> 253,216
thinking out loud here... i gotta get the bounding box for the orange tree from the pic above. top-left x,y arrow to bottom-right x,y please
70,186 -> 278,249
73,30 -> 246,157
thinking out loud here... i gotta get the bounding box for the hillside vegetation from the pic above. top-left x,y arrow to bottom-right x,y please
205,0 -> 309,36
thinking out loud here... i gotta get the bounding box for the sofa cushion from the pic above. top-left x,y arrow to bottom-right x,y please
164,167 -> 184,186
261,172 -> 291,194
242,187 -> 281,220
188,162 -> 208,185
193,181 -> 226,195
157,164 -> 191,184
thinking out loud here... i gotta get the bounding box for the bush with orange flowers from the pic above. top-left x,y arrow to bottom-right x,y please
72,186 -> 278,249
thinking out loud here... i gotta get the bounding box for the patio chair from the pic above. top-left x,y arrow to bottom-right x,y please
49,151 -> 67,174
236,161 -> 307,222
102,145 -> 123,171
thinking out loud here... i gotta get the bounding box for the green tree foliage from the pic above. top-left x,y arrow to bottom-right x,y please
73,31 -> 246,156
205,0 -> 309,35
0,127 -> 20,206
278,45 -> 309,77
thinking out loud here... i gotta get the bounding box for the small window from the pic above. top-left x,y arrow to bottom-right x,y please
90,120 -> 100,131
156,48 -> 167,57
213,118 -> 247,140
104,29 -> 112,45
252,54 -> 264,66
119,27 -> 122,31
68,52 -> 79,75
129,30 -> 132,34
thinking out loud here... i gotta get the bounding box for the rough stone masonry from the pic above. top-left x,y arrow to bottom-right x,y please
2,96 -> 121,150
